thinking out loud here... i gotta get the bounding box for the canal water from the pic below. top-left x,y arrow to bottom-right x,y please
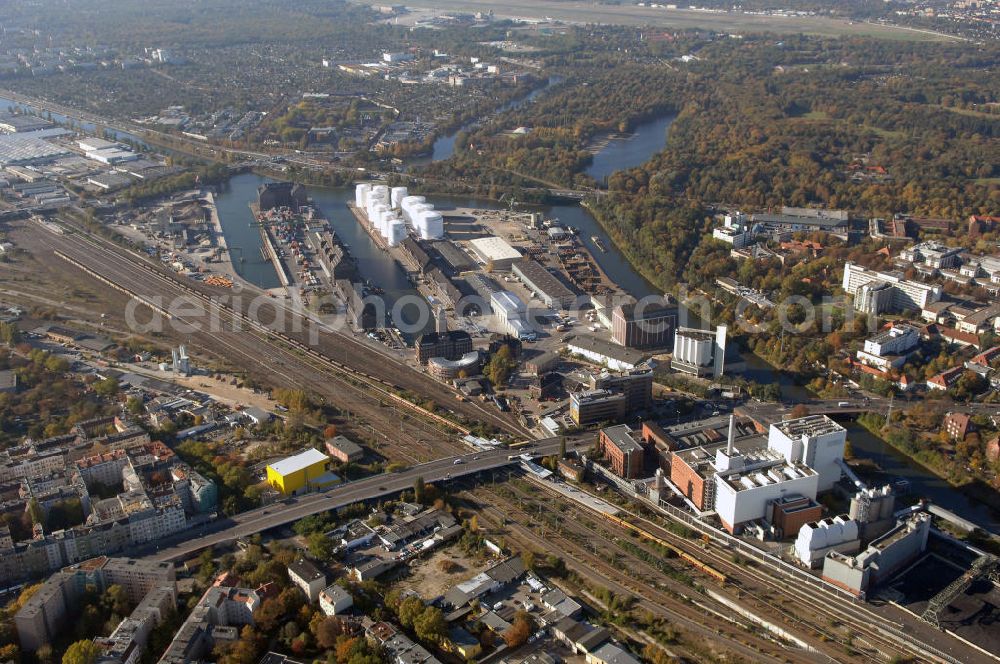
585,114 -> 676,185
0,95 -> 172,155
419,77 -> 561,164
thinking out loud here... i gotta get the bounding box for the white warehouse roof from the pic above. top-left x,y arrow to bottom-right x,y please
468,236 -> 522,262
491,290 -> 525,315
268,448 -> 329,476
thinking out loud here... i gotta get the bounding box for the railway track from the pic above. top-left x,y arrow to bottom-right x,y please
529,475 -> 968,663
37,221 -> 529,445
473,482 -> 822,663
616,511 -> 955,662
41,237 -> 463,458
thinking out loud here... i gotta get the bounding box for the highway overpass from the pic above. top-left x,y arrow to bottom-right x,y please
141,436 -> 586,562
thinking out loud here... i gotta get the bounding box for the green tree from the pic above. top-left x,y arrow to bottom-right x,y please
413,606 -> 446,644
62,640 -> 101,664
397,596 -> 424,630
0,322 -> 20,346
307,532 -> 333,561
93,377 -> 119,398
413,476 -> 425,504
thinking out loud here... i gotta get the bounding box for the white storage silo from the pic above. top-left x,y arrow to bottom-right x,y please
390,186 -> 408,209
372,184 -> 389,201
419,211 -> 444,240
355,183 -> 371,208
400,196 -> 426,223
388,219 -> 407,247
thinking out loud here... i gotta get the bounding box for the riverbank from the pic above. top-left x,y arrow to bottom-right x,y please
855,415 -> 1000,527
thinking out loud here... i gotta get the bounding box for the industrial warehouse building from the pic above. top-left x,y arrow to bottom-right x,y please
266,449 -> 340,495
565,334 -> 650,371
672,326 -> 727,377
612,299 -> 677,350
468,236 -> 522,271
511,259 -> 576,309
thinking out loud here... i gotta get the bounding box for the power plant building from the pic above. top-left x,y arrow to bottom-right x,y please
767,415 -> 846,492
794,515 -> 862,568
821,512 -> 931,597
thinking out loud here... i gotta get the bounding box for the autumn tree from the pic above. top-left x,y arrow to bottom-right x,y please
503,611 -> 535,648
62,640 -> 101,664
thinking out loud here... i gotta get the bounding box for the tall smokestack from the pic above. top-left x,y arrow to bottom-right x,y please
727,415 -> 735,455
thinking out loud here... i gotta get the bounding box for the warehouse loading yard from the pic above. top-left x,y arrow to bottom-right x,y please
349,182 -> 626,345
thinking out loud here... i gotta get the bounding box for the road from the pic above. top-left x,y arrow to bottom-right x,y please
143,436 -> 585,562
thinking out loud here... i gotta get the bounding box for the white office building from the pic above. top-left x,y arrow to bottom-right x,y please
856,324 -> 919,370
712,226 -> 753,249
842,262 -> 942,314
899,241 -> 963,269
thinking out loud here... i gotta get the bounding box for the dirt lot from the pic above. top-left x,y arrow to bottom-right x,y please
401,545 -> 481,599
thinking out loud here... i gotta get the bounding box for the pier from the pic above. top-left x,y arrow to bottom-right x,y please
347,202 -> 391,252
250,202 -> 293,288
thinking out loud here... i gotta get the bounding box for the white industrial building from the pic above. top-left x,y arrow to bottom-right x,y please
490,290 -> 534,340
794,515 -> 861,568
713,447 -> 820,535
842,262 -> 942,314
468,236 -> 523,271
672,326 -> 727,377
821,512 -> 931,597
767,415 -> 846,492
856,324 -> 919,370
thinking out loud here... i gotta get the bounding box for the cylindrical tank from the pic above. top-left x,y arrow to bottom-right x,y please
372,184 -> 389,200
388,219 -> 407,247
419,211 -> 444,240
390,186 -> 408,209
355,183 -> 371,208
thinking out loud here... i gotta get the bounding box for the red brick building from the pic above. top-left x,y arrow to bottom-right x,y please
943,412 -> 974,441
598,425 -> 646,479
668,446 -> 714,510
770,495 -> 823,539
